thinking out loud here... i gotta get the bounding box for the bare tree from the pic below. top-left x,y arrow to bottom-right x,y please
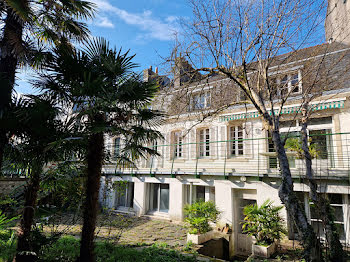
166,0 -> 349,260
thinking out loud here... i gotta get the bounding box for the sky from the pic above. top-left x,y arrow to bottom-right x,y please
15,0 -> 192,94
14,0 -> 327,95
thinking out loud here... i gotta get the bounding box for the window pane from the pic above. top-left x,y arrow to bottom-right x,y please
308,117 -> 332,126
160,184 -> 169,211
153,184 -> 159,211
196,186 -> 205,201
329,193 -> 343,204
117,187 -> 126,207
126,182 -> 134,208
311,221 -> 325,239
114,138 -> 120,159
239,199 -> 256,233
309,130 -> 330,159
333,206 -> 344,222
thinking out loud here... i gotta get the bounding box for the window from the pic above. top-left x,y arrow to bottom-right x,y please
268,117 -> 334,169
238,199 -> 257,234
149,183 -> 169,213
268,131 -> 299,169
272,71 -> 302,97
172,131 -> 183,159
196,186 -> 205,201
309,193 -> 346,241
309,129 -> 332,160
185,185 -> 215,204
115,182 -> 134,209
113,137 -> 120,160
198,128 -> 210,157
189,91 -> 211,111
229,126 -> 244,156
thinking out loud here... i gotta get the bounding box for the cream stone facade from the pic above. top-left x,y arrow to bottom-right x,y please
99,1 -> 350,257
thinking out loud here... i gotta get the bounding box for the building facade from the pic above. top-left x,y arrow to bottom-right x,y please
100,1 -> 350,257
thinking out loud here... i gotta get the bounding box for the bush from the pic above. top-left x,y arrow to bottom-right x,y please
242,199 -> 287,246
184,201 -> 220,234
38,236 -> 197,262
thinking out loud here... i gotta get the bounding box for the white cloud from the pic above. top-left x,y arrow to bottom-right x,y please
90,0 -> 179,41
95,16 -> 115,28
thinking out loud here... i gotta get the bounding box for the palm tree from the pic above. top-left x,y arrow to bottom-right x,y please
37,38 -> 163,262
0,0 -> 96,172
4,95 -> 76,261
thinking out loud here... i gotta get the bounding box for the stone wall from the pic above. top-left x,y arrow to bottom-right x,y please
0,178 -> 27,196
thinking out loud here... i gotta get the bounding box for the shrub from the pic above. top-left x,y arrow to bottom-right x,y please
184,201 -> 220,234
242,200 -> 287,246
38,236 -> 197,262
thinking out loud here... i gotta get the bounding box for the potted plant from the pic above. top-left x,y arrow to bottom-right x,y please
184,200 -> 220,244
242,200 -> 286,258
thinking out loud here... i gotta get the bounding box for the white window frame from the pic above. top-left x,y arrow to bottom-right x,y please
198,128 -> 210,158
149,183 -> 170,213
229,125 -> 244,157
189,91 -> 211,111
113,137 -> 121,160
303,193 -> 348,244
115,182 -> 134,210
279,117 -> 334,164
274,70 -> 302,97
172,131 -> 183,159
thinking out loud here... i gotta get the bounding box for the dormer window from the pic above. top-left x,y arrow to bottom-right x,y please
189,91 -> 211,111
278,71 -> 302,96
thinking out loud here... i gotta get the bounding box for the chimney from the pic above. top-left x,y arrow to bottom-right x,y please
155,67 -> 158,74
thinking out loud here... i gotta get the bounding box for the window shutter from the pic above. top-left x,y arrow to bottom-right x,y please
190,130 -> 197,159
164,133 -> 171,160
219,126 -> 227,159
182,131 -> 188,159
244,122 -> 253,157
210,127 -> 217,158
106,136 -> 113,155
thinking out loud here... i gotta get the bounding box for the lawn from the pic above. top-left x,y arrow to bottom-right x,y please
0,234 -> 198,262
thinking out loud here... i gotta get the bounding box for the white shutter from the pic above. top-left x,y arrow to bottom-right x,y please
210,126 -> 217,158
190,130 -> 197,159
164,133 -> 171,160
244,122 -> 253,158
219,126 -> 227,159
182,131 -> 188,159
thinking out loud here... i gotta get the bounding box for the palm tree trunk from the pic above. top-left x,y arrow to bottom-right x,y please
0,7 -> 23,113
0,6 -> 24,171
300,108 -> 344,262
0,132 -> 7,174
79,115 -> 105,262
15,163 -> 42,262
270,129 -> 323,262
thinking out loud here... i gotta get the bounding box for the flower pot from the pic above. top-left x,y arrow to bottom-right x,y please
252,241 -> 277,258
187,230 -> 215,244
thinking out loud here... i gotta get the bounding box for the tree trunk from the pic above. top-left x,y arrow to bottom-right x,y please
79,116 -> 105,262
300,110 -> 344,262
15,164 -> 42,262
0,7 -> 23,113
0,132 -> 7,174
270,129 -> 323,262
0,6 -> 24,170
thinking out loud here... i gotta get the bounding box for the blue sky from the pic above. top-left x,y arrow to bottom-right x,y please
15,0 -> 191,94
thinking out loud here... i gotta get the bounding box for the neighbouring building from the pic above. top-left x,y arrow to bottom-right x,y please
100,0 -> 350,257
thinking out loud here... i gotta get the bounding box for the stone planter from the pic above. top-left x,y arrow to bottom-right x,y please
252,242 -> 277,258
187,230 -> 215,245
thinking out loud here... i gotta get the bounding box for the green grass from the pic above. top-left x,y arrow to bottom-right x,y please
1,235 -> 198,262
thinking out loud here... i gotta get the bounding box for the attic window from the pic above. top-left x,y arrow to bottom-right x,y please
189,91 -> 211,111
277,71 -> 302,97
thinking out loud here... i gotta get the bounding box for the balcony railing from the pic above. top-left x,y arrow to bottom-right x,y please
104,132 -> 350,179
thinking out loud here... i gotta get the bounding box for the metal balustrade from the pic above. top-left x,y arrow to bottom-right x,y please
104,132 -> 350,180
